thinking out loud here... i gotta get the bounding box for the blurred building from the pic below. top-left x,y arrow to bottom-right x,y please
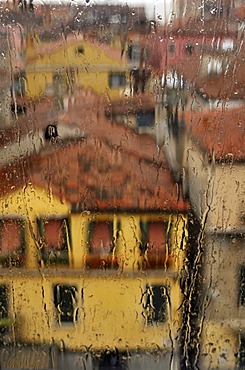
0,23 -> 27,127
25,32 -> 128,102
146,13 -> 245,369
0,90 -> 189,367
0,2 -> 244,369
181,107 -> 245,370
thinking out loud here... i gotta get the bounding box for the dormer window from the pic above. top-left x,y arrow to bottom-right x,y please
76,45 -> 84,55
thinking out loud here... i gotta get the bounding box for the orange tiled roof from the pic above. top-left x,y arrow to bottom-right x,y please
0,137 -> 188,212
185,107 -> 245,161
0,90 -> 163,166
59,91 -> 166,165
0,91 -> 189,212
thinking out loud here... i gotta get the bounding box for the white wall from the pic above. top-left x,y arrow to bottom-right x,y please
186,141 -> 245,232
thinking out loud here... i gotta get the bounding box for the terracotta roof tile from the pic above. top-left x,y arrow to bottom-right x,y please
0,124 -> 189,214
59,90 -> 166,165
30,138 -> 189,211
0,137 -> 189,212
0,87 -> 189,212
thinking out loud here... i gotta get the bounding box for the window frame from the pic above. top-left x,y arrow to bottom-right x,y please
139,220 -> 168,270
0,285 -> 11,337
37,217 -> 71,267
75,45 -> 85,55
86,220 -> 116,269
239,265 -> 245,306
108,72 -> 126,89
239,335 -> 245,368
0,218 -> 26,268
136,110 -> 155,128
141,284 -> 168,326
53,284 -> 79,325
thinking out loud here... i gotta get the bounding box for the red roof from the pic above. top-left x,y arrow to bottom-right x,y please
185,107 -> 245,161
29,138 -> 189,211
0,137 -> 189,212
59,91 -> 166,165
0,90 -> 189,212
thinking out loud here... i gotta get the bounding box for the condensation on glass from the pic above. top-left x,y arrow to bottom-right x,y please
0,1 -> 244,369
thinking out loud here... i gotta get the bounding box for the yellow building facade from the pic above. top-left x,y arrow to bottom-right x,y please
0,184 -> 188,353
25,34 -> 128,100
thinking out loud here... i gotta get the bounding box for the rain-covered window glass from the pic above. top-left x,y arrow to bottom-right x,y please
0,0 -> 244,369
239,336 -> 245,369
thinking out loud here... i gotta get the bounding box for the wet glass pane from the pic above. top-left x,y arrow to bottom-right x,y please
0,0 -> 244,369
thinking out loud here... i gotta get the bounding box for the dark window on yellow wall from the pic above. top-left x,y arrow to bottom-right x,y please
109,72 -> 126,88
0,219 -> 25,268
0,285 -> 8,319
53,284 -> 78,324
239,266 -> 245,306
141,285 -> 168,325
140,221 -> 167,269
87,221 -> 116,269
37,218 -> 69,267
239,335 -> 245,368
76,45 -> 84,55
0,285 -> 9,337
